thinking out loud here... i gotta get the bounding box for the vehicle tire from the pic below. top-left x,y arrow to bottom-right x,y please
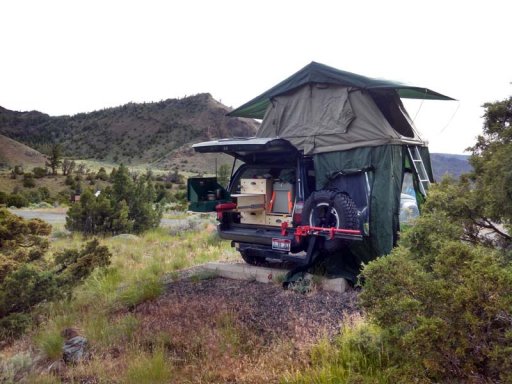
302,190 -> 359,252
239,250 -> 264,266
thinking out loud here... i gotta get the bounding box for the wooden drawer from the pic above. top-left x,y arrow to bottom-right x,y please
265,214 -> 293,227
241,179 -> 272,195
232,194 -> 265,211
241,211 -> 266,225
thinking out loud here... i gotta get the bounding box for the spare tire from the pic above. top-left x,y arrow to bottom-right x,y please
302,190 -> 359,252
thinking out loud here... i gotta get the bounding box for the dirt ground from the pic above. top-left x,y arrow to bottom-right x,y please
133,275 -> 361,383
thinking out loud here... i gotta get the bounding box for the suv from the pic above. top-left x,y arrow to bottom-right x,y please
188,137 -> 366,266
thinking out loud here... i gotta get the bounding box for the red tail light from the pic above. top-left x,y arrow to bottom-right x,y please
293,201 -> 304,226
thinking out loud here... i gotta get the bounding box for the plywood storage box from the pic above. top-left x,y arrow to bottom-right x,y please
240,211 -> 266,225
241,179 -> 272,194
241,179 -> 272,206
231,194 -> 265,212
265,214 -> 293,227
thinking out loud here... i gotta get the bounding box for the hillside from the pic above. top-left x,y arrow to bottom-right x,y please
0,133 -> 46,169
430,153 -> 472,180
0,94 -> 259,167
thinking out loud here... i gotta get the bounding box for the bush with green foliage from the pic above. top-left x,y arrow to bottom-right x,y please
96,167 -> 108,181
66,164 -> 162,235
359,200 -> 512,382
22,173 -> 35,188
32,167 -> 47,179
0,209 -> 111,339
0,191 -> 7,205
7,193 -> 28,208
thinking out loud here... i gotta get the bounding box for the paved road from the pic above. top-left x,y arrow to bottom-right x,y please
9,209 -> 189,227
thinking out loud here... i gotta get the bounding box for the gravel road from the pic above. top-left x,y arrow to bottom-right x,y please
8,208 -> 191,228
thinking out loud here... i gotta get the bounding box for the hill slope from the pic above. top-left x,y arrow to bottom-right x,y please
0,94 -> 258,165
0,134 -> 46,169
430,153 -> 472,180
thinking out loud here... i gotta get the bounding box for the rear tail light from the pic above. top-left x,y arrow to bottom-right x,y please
293,201 -> 304,226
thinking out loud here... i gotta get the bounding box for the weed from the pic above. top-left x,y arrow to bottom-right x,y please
286,276 -> 316,294
36,329 -> 64,361
124,348 -> 172,384
118,276 -> 164,309
189,270 -> 218,282
283,321 -> 392,383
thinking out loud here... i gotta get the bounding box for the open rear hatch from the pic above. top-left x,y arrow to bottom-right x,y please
188,138 -> 299,213
192,137 -> 298,164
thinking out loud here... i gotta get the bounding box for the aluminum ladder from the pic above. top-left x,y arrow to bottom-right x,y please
407,146 -> 431,196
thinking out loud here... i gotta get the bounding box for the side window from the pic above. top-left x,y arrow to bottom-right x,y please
400,172 -> 419,225
401,172 -> 416,197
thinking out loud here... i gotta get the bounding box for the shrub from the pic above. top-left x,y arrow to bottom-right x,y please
22,173 -> 36,188
65,174 -> 75,186
96,167 -> 108,181
124,348 -> 172,384
32,167 -> 47,178
0,191 -> 7,205
7,193 -> 28,208
66,165 -> 162,235
0,209 -> 112,339
359,208 -> 512,383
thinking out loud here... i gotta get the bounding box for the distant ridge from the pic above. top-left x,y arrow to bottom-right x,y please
0,94 -> 259,166
430,153 -> 472,180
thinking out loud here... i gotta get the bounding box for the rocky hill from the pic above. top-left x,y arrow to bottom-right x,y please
0,133 -> 46,169
0,94 -> 259,167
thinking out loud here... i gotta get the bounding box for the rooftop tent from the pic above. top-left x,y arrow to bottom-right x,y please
228,61 -> 454,119
228,62 -> 453,156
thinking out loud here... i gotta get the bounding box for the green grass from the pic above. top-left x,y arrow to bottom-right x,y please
35,329 -> 65,361
30,222 -> 237,363
283,321 -> 393,384
124,348 -> 172,384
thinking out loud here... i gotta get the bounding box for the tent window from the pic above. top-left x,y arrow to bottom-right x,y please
371,92 -> 415,138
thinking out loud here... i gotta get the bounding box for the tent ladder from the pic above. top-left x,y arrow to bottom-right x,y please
407,146 -> 431,196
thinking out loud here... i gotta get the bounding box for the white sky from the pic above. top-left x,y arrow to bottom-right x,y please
1,0 -> 510,154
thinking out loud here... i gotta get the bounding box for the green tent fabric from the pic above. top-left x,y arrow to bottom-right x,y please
315,145 -> 404,258
314,144 -> 434,283
228,62 -> 455,119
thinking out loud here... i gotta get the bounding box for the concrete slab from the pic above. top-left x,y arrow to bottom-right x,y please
201,262 -> 349,293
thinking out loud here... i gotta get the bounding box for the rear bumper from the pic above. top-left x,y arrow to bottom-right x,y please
218,223 -> 301,249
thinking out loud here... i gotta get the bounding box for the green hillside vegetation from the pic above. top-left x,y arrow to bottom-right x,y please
0,94 -> 258,168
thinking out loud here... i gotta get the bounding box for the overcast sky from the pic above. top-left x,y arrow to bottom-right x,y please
1,0 -> 510,154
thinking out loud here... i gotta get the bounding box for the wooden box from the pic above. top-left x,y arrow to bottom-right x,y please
241,178 -> 272,194
241,211 -> 266,225
241,179 -> 272,207
265,214 -> 293,227
231,194 -> 265,211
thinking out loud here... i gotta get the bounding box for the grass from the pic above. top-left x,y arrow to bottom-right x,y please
35,330 -> 65,361
13,219 -> 240,382
282,321 -> 393,384
3,214 -> 384,383
124,348 -> 172,384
